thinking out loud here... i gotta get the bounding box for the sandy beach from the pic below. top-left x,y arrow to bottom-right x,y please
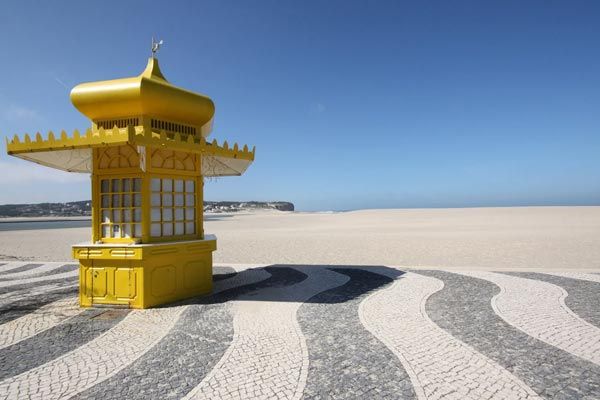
0,206 -> 598,270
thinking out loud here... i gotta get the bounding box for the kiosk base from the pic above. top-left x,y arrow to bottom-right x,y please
72,236 -> 216,309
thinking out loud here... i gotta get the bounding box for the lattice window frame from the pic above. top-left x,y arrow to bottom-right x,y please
98,176 -> 143,243
149,176 -> 197,240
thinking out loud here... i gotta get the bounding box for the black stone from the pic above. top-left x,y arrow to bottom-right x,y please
298,268 -> 416,400
72,266 -> 303,400
0,275 -> 78,296
0,263 -> 43,276
0,308 -> 130,380
417,270 -> 600,399
0,285 -> 78,325
0,263 -> 77,282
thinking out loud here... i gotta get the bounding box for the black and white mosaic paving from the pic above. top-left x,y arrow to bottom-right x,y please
0,261 -> 599,400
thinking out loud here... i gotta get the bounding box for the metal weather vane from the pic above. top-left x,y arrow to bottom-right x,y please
151,37 -> 164,57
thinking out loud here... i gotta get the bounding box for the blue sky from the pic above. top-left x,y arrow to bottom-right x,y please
0,1 -> 599,211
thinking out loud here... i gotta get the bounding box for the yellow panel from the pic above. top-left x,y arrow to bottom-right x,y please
150,148 -> 196,172
114,268 -> 136,300
73,246 -> 143,260
98,144 -> 140,170
151,265 -> 176,297
79,262 -> 92,307
183,260 -> 211,290
149,246 -> 179,256
91,268 -> 108,299
110,249 -> 137,257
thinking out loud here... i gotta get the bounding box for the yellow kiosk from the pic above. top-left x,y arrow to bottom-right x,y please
5,54 -> 255,308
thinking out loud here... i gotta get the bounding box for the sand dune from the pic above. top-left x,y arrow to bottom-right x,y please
0,206 -> 599,270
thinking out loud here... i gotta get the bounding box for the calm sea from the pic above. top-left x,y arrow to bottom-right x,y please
0,220 -> 91,232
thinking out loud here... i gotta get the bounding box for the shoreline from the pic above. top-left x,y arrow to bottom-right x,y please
1,204 -> 599,221
0,216 -> 92,223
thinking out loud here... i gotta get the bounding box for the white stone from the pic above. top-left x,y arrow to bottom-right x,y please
359,271 -> 541,400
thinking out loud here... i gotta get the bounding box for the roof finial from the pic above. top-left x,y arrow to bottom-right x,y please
151,37 -> 164,58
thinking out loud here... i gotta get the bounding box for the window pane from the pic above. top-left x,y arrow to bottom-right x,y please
151,193 -> 161,206
133,224 -> 142,237
133,209 -> 141,222
112,224 -> 121,238
123,209 -> 132,222
133,194 -> 142,207
101,195 -> 110,208
123,194 -> 132,207
151,223 -> 161,237
112,210 -> 121,223
162,223 -> 173,236
133,178 -> 142,192
185,222 -> 195,235
185,194 -> 194,206
162,194 -> 173,207
174,179 -> 184,192
175,194 -> 184,207
175,222 -> 184,235
122,179 -> 131,192
185,180 -> 194,192
112,194 -> 120,207
151,208 -> 161,222
185,208 -> 195,220
102,210 -> 111,223
151,178 -> 161,192
111,179 -> 120,192
172,208 -> 182,221
163,208 -> 173,222
102,224 -> 111,238
101,180 -> 109,193
163,179 -> 173,192
123,224 -> 132,238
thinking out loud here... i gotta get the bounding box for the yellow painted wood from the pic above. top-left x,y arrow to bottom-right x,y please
74,239 -> 216,308
6,125 -> 254,162
197,155 -> 204,238
91,151 -> 100,243
141,170 -> 151,244
71,58 -> 214,136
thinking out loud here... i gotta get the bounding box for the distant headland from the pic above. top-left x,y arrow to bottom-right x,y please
0,200 -> 294,218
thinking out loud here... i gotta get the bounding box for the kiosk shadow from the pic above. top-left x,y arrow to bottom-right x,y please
180,264 -> 406,306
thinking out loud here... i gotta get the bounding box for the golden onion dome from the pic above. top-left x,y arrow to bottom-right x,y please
70,58 -> 215,136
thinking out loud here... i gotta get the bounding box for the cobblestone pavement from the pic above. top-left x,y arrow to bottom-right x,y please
0,284 -> 78,324
0,297 -> 80,350
0,268 -> 78,289
456,271 -> 600,365
298,268 -> 416,400
417,270 -> 600,399
502,272 -> 600,329
0,264 -> 43,276
72,266 -> 272,400
0,262 -> 599,399
0,264 -> 76,282
360,272 -> 539,400
546,271 -> 600,284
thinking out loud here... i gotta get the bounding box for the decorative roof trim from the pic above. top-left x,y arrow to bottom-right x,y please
6,126 -> 255,161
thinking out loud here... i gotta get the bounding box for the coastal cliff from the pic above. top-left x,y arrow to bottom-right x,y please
0,200 -> 294,217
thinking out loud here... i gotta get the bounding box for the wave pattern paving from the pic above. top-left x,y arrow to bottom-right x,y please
417,270 -> 600,399
360,272 -> 540,400
458,271 -> 600,366
0,262 -> 599,399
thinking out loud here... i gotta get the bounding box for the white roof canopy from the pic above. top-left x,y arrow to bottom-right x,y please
11,147 -> 252,177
